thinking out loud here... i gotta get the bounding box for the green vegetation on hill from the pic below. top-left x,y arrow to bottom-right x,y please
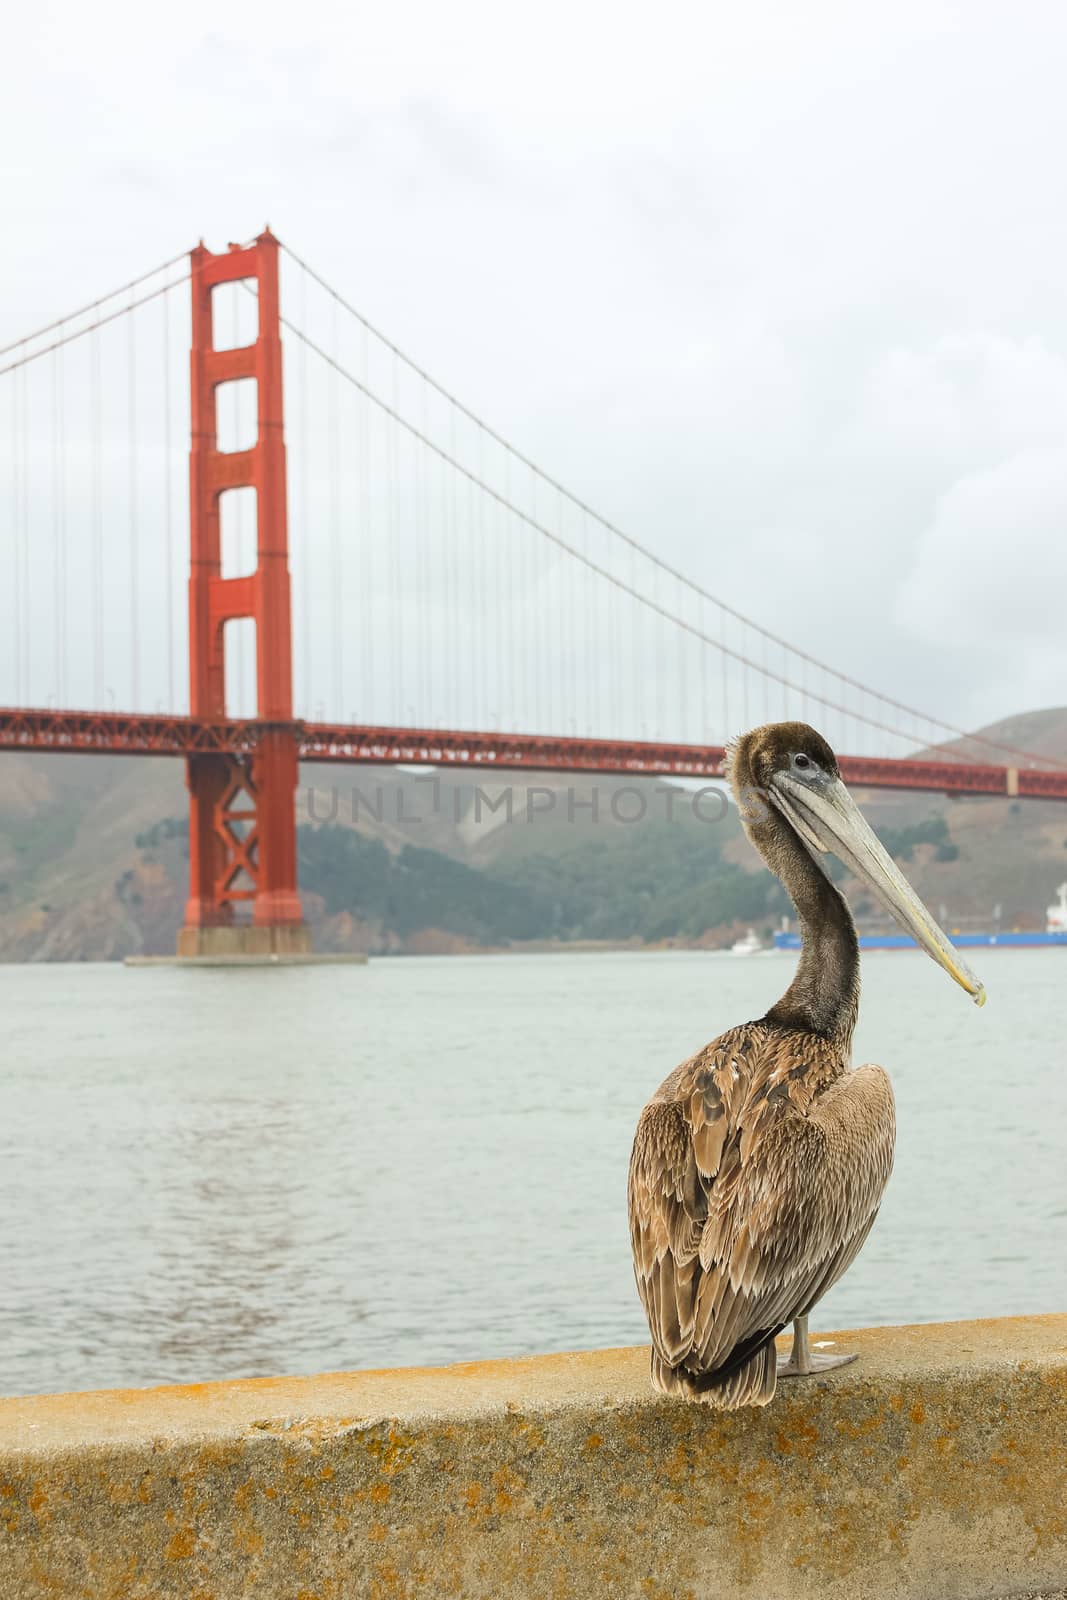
129,807 -> 965,948
874,815 -> 959,863
134,817 -> 189,851
4,810 -> 79,886
485,825 -> 789,942
297,826 -> 550,941
297,812 -> 792,946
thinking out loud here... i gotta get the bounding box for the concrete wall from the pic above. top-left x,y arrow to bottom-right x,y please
1,1314 -> 1065,1600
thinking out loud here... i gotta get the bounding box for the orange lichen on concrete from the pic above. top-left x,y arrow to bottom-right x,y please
0,1316 -> 1066,1598
164,1526 -> 196,1561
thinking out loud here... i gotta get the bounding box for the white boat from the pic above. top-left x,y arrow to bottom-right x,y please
1048,883 -> 1067,935
730,928 -> 764,955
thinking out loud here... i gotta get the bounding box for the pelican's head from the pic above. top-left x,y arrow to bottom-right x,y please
727,722 -> 986,1007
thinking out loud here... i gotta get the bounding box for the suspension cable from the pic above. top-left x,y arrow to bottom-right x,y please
276,302 -> 1065,771
274,312 -> 1017,759
0,274 -> 192,379
0,249 -> 190,360
277,239 -> 1060,771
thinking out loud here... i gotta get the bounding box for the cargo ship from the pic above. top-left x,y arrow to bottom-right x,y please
773,882 -> 1067,952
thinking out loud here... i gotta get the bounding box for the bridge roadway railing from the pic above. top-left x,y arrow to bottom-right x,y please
3,707 -> 1067,799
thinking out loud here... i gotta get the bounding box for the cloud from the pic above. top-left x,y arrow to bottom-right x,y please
848,334 -> 1067,471
854,330 -> 1067,718
898,445 -> 1067,647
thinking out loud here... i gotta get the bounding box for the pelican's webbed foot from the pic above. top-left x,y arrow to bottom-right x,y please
776,1313 -> 858,1378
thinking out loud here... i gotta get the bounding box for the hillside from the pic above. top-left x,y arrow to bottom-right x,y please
853,705 -> 1067,929
933,706 -> 1067,766
0,706 -> 1065,959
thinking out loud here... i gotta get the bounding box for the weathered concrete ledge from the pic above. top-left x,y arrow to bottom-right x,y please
1,1315 -> 1065,1600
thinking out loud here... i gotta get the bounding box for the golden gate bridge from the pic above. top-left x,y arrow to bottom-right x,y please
2,230 -> 1065,956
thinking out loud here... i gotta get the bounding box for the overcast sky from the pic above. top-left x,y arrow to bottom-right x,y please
4,0 -> 1065,735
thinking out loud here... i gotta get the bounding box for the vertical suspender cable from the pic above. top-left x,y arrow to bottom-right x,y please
700,600 -> 709,743
530,468 -> 539,730
406,371 -> 416,726
163,283 -> 175,713
57,343 -> 67,704
741,618 -> 749,732
583,509 -> 593,735
21,365 -> 30,700
478,427 -> 488,729
413,384 -> 423,723
655,564 -> 665,739
330,295 -> 342,720
675,575 -> 684,743
527,471 -> 536,732
598,527 -> 606,736
453,413 -> 462,727
299,265 -> 311,720
545,474 -> 552,733
503,450 -> 512,729
20,365 -> 30,701
51,348 -> 61,702
430,391 -> 438,726
468,416 -> 478,728
359,318 -> 372,723
553,488 -> 560,733
560,492 -> 570,734
415,381 -> 426,724
498,468 -> 507,730
720,606 -> 729,744
612,542 -> 620,737
163,283 -> 174,711
545,483 -> 554,734
478,424 -> 489,728
494,447 -> 504,729
486,455 -> 495,729
860,690 -> 866,756
128,294 -> 139,709
91,325 -> 103,706
486,425 -> 495,726
389,351 -> 400,722
630,539 -> 639,739
11,367 -> 21,702
449,403 -> 459,728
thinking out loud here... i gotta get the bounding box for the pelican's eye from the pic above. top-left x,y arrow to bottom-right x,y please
792,751 -> 816,775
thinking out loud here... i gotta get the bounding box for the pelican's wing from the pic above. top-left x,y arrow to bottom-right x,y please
627,1025 -> 757,1371
629,1032 -> 895,1384
690,1061 -> 895,1374
628,1095 -> 707,1367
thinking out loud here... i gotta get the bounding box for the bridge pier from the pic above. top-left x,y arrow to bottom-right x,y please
176,923 -> 312,958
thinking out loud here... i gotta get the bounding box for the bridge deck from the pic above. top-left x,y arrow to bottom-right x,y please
1,708 -> 1065,798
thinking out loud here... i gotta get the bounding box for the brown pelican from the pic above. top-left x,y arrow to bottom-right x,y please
628,722 -> 984,1409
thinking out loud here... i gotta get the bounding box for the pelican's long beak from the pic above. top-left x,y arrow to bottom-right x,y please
769,772 -> 986,1007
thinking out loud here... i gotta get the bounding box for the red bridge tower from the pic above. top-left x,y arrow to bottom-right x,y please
178,230 -> 309,958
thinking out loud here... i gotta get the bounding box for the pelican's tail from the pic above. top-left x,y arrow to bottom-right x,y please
650,1328 -> 782,1410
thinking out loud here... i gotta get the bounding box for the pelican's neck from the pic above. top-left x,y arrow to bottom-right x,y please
754,808 -> 859,1051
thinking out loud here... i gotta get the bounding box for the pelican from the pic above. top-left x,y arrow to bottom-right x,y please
628,722 -> 985,1409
